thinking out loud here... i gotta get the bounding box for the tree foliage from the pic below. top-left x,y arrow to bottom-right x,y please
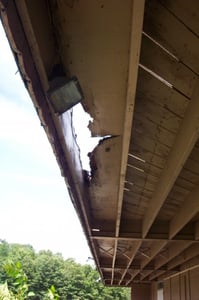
0,241 -> 130,300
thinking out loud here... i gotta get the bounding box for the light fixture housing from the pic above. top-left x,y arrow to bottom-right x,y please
47,76 -> 83,114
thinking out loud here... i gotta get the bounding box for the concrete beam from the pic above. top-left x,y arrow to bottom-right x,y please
111,0 -> 145,284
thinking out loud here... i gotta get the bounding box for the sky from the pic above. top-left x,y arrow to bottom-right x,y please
0,22 -> 97,264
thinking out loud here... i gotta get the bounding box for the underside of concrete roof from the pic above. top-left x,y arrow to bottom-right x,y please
1,0 -> 199,287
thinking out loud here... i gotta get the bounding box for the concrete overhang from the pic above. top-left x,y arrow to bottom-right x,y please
1,0 -> 199,286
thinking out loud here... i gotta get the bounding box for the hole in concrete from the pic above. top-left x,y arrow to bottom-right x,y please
72,103 -> 100,171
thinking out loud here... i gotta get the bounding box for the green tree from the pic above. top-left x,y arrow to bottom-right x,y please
2,261 -> 35,300
0,241 -> 130,300
0,282 -> 14,300
0,241 -> 9,285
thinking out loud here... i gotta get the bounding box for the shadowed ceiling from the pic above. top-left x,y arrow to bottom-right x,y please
1,0 -> 199,286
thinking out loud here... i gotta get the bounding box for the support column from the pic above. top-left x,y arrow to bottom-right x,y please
131,283 -> 152,300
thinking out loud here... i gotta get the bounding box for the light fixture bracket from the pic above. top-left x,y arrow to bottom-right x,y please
47,76 -> 83,114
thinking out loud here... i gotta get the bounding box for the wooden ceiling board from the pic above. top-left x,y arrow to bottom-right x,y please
144,0 -> 199,74
157,143 -> 199,220
137,68 -> 189,117
140,34 -> 197,98
159,0 -> 199,36
129,144 -> 166,169
133,116 -> 176,149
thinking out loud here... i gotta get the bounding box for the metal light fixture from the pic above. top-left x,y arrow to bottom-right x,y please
47,76 -> 83,114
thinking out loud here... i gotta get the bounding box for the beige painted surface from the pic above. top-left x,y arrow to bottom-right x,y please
157,289 -> 163,300
2,0 -> 199,287
163,266 -> 199,300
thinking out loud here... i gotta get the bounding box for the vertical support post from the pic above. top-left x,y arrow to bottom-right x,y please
131,283 -> 152,300
152,282 -> 158,300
